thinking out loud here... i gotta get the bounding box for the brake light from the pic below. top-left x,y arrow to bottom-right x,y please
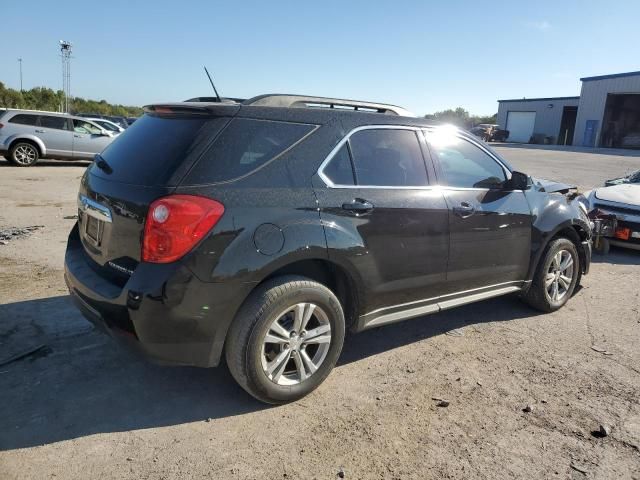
142,195 -> 224,263
615,227 -> 631,241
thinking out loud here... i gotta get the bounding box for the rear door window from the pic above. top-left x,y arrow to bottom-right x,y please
185,118 -> 317,184
321,144 -> 355,186
40,115 -> 69,130
348,129 -> 428,187
9,114 -> 38,126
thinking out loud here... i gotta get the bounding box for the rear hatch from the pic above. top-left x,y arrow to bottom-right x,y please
77,105 -> 238,279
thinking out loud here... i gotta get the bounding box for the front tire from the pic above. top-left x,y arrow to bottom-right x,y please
225,276 -> 345,404
9,142 -> 40,166
523,238 -> 580,312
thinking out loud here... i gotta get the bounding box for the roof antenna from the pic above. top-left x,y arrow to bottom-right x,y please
203,66 -> 222,102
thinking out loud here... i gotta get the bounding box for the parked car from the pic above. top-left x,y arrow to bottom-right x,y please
76,113 -> 129,129
0,109 -> 116,166
584,183 -> 640,252
88,118 -> 124,134
470,124 -> 509,142
605,169 -> 640,186
126,117 -> 139,125
64,94 -> 592,404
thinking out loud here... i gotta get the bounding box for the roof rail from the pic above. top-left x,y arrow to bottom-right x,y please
243,94 -> 413,116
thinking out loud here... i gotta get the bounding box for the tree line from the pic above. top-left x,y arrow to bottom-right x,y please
0,82 -> 142,116
424,107 -> 497,128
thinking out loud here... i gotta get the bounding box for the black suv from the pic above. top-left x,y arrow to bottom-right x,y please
64,94 -> 592,404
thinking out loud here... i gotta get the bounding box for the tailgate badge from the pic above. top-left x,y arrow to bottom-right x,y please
78,195 -> 113,223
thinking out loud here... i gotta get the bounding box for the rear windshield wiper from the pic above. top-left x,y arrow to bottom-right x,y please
94,154 -> 112,174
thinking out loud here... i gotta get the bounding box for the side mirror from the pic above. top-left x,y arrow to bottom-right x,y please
100,129 -> 113,137
505,171 -> 530,190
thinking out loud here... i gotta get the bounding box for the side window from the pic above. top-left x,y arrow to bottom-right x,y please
40,116 -> 68,130
9,114 -> 38,126
322,144 -> 355,185
185,118 -> 316,184
73,119 -> 102,135
348,129 -> 428,187
426,131 -> 506,189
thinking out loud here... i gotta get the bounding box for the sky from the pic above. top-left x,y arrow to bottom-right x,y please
1,0 -> 639,116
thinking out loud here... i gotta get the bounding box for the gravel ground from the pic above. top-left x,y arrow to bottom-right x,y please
1,147 -> 639,480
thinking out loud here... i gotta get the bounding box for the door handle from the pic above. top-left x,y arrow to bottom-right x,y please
453,202 -> 476,218
73,134 -> 83,138
35,129 -> 45,133
342,198 -> 374,214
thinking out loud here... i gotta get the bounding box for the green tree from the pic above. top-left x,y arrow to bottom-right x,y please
424,107 -> 498,129
0,81 -> 143,116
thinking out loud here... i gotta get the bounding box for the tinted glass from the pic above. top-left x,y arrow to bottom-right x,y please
186,118 -> 315,184
92,114 -> 225,186
426,131 -> 506,188
348,129 -> 428,187
9,114 -> 38,126
322,144 -> 355,185
40,115 -> 68,130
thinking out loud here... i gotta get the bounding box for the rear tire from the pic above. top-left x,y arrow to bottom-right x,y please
523,237 -> 580,312
225,275 -> 345,404
9,141 -> 39,166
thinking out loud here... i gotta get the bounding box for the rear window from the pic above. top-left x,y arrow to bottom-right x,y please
91,114 -> 227,186
9,114 -> 38,126
185,118 -> 316,184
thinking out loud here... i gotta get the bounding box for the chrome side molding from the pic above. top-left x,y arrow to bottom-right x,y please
359,283 -> 523,330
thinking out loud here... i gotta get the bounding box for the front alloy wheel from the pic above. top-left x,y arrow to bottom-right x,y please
545,249 -> 574,303
523,237 -> 580,312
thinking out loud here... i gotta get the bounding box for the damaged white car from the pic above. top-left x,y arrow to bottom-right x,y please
584,183 -> 640,253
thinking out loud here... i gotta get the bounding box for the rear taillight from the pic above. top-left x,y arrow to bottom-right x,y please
142,195 -> 224,263
0,123 -> 4,129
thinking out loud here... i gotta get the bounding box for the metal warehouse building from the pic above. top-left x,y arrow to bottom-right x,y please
496,70 -> 640,148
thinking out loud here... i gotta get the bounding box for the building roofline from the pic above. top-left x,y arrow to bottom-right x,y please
580,71 -> 640,82
497,96 -> 579,103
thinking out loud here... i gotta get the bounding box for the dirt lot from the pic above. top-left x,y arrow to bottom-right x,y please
1,147 -> 640,480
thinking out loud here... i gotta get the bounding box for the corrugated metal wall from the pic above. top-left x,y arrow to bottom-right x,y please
573,74 -> 640,146
496,97 -> 579,143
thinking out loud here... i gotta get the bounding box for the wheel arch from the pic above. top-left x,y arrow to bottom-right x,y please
9,136 -> 46,157
525,220 -> 590,290
257,258 -> 360,331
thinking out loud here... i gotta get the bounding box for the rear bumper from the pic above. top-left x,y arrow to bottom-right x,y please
64,224 -> 255,367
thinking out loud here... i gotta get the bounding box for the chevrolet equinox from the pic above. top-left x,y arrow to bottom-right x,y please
64,94 -> 592,404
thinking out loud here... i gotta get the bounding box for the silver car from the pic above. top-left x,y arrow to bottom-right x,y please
0,109 -> 116,166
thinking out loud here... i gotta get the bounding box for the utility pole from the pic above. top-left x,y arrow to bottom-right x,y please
18,58 -> 23,91
59,40 -> 72,113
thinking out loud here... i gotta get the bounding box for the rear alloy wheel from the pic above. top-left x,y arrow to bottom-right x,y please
261,303 -> 332,385
523,237 -> 580,312
226,276 -> 345,404
10,142 -> 39,166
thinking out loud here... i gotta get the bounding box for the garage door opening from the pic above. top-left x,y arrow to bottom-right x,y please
601,94 -> 640,148
506,111 -> 536,143
557,106 -> 577,146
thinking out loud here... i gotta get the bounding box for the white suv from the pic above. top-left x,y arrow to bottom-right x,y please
0,109 -> 116,166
